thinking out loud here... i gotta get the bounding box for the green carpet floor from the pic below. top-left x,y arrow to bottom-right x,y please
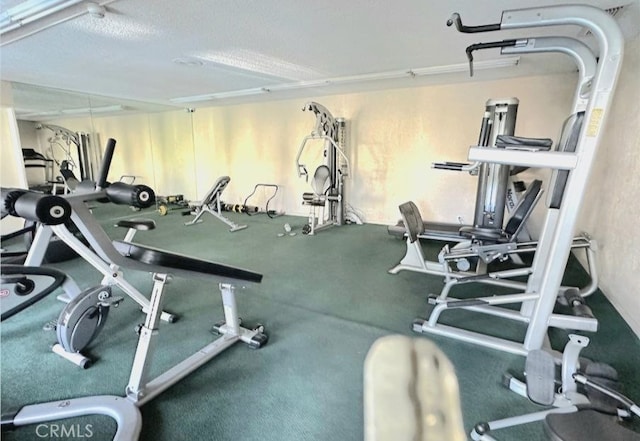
1,206 -> 639,440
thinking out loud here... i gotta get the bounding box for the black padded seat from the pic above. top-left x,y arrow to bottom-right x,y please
503,180 -> 542,237
458,225 -> 504,242
544,409 -> 640,441
112,241 -> 262,284
116,219 -> 156,231
398,201 -> 424,243
59,168 -> 80,191
496,135 -> 553,150
460,180 -> 543,243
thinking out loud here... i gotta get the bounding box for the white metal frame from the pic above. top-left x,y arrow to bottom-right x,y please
467,334 -> 638,440
415,5 -> 624,356
296,102 -> 351,235
7,275 -> 263,441
25,191 -> 177,324
10,200 -> 265,440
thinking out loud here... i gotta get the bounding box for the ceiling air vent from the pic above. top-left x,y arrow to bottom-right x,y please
173,57 -> 205,68
578,4 -> 628,37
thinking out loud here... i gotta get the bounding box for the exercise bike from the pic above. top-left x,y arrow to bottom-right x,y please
1,189 -> 121,368
1,167 -> 268,440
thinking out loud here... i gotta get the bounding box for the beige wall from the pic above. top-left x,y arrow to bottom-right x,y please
17,120 -> 43,152
187,74 -> 574,222
7,60 -> 636,335
91,114 -> 154,185
1,113 -> 28,234
577,35 -> 640,336
47,74 -> 573,225
148,110 -> 196,197
89,111 -> 196,195
0,83 -> 28,234
30,74 -> 573,226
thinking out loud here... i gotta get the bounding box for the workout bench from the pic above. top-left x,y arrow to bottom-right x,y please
184,176 -> 247,232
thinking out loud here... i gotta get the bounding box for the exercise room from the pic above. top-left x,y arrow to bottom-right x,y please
1,1 -> 639,440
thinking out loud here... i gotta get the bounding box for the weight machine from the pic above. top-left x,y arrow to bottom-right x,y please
412,4 -> 623,356
32,124 -> 97,194
389,96 -> 555,276
434,35 -> 599,272
391,35 -> 598,277
37,123 -> 97,182
392,29 -> 598,260
388,97 -> 543,244
296,102 -> 357,235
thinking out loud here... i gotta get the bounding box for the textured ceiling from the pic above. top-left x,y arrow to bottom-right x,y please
1,0 -> 638,118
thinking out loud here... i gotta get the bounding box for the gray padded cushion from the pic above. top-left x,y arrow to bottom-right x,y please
525,349 -> 556,405
496,135 -> 553,150
311,165 -> 332,196
504,179 -> 542,237
202,176 -> 230,205
398,201 -> 423,243
550,112 -> 585,209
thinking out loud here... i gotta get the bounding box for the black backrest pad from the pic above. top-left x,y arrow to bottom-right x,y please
504,180 -> 543,237
113,240 -> 263,283
550,112 -> 585,209
399,201 -> 423,243
496,135 -> 553,150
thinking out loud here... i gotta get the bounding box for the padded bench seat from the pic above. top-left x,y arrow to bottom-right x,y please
496,135 -> 553,150
112,241 -> 263,284
116,219 -> 156,231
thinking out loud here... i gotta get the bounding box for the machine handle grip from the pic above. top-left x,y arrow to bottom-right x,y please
465,40 -> 517,76
447,13 -> 501,33
432,162 -> 468,171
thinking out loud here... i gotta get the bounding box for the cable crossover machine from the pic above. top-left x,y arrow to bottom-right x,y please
295,102 -> 362,235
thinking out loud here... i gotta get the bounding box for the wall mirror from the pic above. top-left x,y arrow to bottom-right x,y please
8,81 -> 186,196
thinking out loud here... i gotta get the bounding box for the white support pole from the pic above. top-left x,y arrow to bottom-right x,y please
126,273 -> 170,401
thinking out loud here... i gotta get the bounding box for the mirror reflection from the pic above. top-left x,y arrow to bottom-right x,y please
9,81 -> 186,198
